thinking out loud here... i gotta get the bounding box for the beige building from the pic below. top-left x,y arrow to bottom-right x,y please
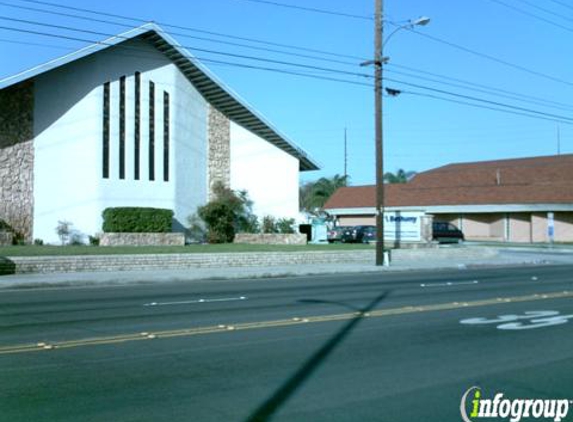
324,155 -> 573,243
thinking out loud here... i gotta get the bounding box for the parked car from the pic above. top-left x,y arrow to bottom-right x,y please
341,225 -> 376,243
360,226 -> 377,243
327,226 -> 351,243
432,222 -> 464,243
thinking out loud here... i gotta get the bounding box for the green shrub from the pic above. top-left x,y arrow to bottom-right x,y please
277,218 -> 296,234
88,235 -> 100,246
102,207 -> 173,233
197,183 -> 258,243
262,216 -> 278,234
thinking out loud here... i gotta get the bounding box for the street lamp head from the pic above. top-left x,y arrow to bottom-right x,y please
412,16 -> 431,27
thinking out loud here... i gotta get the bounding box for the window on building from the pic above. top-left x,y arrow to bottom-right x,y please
163,91 -> 170,182
149,81 -> 155,181
134,72 -> 141,180
119,75 -> 126,180
102,81 -> 110,179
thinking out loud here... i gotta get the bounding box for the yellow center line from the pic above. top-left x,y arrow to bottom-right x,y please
1,290 -> 571,355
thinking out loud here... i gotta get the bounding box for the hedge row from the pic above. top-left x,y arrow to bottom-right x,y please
102,207 -> 173,233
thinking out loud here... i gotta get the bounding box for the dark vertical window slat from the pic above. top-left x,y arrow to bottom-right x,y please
119,75 -> 126,180
149,81 -> 155,181
163,91 -> 170,182
134,72 -> 141,180
102,82 -> 110,179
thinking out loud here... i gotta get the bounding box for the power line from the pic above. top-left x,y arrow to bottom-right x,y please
0,26 -> 374,89
547,0 -> 573,12
392,83 -> 573,125
231,0 -> 373,21
0,19 -> 374,81
513,0 -> 573,23
5,11 -> 573,116
486,0 -> 573,33
395,22 -> 573,88
1,14 -> 572,126
0,2 -> 365,66
387,63 -> 573,112
10,0 -> 573,95
6,8 -> 573,115
6,0 -> 366,60
386,66 -> 573,113
405,90 -> 572,125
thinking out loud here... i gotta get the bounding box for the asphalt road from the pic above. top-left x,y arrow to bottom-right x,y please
2,265 -> 573,422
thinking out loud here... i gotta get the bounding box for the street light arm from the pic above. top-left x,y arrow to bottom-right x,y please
383,17 -> 430,48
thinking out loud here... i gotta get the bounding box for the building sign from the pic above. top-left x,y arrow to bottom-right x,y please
548,212 -> 555,243
383,211 -> 423,241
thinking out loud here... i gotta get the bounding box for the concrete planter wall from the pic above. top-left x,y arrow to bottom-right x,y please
100,233 -> 185,247
234,233 -> 307,245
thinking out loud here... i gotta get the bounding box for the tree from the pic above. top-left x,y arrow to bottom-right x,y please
197,183 -> 258,243
300,174 -> 349,213
383,169 -> 416,184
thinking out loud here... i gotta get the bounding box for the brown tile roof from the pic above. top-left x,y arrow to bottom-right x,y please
324,154 -> 573,209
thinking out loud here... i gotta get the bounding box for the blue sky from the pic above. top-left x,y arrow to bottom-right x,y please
0,0 -> 572,186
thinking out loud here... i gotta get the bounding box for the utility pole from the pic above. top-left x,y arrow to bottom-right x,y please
374,0 -> 385,266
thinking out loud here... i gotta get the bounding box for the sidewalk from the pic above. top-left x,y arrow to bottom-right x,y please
0,250 -> 553,289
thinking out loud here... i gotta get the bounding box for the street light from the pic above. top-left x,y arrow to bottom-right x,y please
370,1 -> 430,266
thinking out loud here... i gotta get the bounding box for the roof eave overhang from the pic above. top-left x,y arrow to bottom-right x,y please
325,203 -> 573,215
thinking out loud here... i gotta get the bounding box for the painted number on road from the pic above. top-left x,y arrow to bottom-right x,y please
460,311 -> 573,330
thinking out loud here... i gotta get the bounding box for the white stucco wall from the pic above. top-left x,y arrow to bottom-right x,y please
33,39 -> 208,243
230,122 -> 299,221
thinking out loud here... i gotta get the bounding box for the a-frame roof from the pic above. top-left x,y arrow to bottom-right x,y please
0,23 -> 319,171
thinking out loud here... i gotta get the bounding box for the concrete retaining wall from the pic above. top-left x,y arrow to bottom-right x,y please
0,247 -> 499,275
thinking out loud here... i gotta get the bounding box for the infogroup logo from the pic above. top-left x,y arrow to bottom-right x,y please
460,387 -> 571,422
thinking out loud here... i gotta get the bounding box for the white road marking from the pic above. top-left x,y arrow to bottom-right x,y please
461,310 -> 573,330
144,296 -> 247,307
420,280 -> 479,288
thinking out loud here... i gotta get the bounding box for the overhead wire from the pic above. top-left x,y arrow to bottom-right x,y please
4,0 -> 366,60
546,0 -> 573,12
395,22 -> 573,88
6,0 -> 573,93
387,63 -> 573,112
0,1 -> 571,126
3,14 -> 573,119
485,0 -> 573,33
0,18 -> 374,81
513,0 -> 573,23
231,0 -> 373,21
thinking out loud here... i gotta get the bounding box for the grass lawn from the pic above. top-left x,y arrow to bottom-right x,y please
0,243 -> 373,257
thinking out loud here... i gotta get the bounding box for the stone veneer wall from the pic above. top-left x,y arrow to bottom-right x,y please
0,248 -> 501,275
100,233 -> 185,247
0,82 -> 34,242
234,233 -> 307,245
207,105 -> 230,200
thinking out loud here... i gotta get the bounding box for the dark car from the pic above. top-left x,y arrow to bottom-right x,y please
361,226 -> 377,243
432,222 -> 464,243
341,225 -> 376,243
327,226 -> 351,243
